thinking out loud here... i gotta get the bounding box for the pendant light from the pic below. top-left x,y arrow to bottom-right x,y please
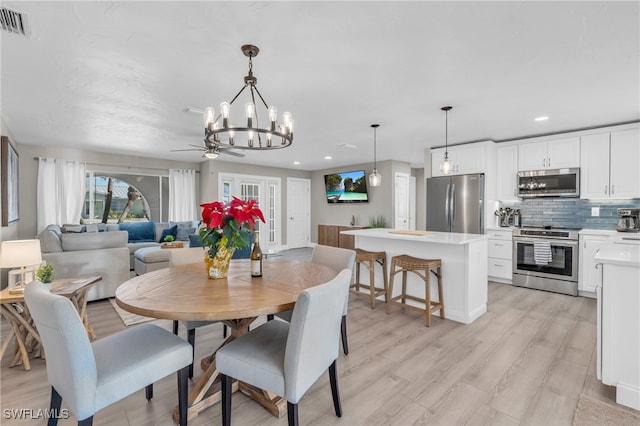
369,124 -> 382,187
439,106 -> 452,174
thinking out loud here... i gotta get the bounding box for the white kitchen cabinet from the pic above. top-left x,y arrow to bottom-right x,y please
581,129 -> 640,199
496,145 -> 519,201
518,137 -> 580,171
578,233 -> 610,296
431,143 -> 486,177
595,242 -> 640,411
487,228 -> 513,283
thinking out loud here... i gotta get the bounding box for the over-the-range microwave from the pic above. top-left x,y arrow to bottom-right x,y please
517,168 -> 580,198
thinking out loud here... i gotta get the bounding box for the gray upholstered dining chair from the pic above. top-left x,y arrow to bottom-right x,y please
24,281 -> 192,426
275,245 -> 356,354
169,247 -> 227,378
218,269 -> 352,426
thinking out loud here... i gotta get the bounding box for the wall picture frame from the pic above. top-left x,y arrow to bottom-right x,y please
1,135 -> 19,226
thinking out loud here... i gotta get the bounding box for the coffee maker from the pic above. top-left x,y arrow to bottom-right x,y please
617,208 -> 640,232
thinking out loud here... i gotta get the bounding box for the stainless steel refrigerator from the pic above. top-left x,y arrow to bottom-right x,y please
426,173 -> 484,234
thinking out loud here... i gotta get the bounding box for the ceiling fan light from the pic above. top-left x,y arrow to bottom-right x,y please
204,152 -> 219,159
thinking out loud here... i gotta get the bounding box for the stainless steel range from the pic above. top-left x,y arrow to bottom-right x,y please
512,226 -> 580,296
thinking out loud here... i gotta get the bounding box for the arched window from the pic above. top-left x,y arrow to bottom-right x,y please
82,173 -> 166,223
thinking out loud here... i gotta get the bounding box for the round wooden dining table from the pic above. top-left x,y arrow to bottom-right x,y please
115,257 -> 337,423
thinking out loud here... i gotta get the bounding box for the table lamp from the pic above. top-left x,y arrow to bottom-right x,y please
0,239 -> 43,294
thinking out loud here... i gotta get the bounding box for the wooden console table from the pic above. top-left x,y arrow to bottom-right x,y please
0,276 -> 102,370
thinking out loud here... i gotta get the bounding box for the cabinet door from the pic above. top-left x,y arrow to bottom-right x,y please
610,129 -> 640,198
455,145 -> 485,175
518,141 -> 547,171
496,145 -> 519,200
580,133 -> 610,199
579,235 -> 608,293
318,225 -> 339,247
547,137 -> 580,169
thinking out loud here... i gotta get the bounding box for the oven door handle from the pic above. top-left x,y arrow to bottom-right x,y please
513,237 -> 579,248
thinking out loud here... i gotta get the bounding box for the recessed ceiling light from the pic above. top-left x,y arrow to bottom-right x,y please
535,116 -> 549,122
324,156 -> 332,160
293,161 -> 300,165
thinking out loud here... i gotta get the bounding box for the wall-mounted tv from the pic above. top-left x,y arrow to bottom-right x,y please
324,170 -> 369,203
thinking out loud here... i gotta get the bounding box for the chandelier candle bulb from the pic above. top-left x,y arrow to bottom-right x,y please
204,107 -> 215,130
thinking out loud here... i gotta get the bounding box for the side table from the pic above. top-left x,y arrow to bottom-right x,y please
0,276 -> 102,370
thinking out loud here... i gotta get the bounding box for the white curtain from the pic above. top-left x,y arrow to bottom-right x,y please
36,158 -> 86,233
169,169 -> 197,221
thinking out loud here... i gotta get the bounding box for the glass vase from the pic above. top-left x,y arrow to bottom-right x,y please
204,245 -> 235,279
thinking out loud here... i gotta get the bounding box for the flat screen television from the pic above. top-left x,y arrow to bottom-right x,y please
324,170 -> 369,203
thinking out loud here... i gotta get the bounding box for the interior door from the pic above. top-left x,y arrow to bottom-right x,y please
286,178 -> 310,248
394,172 -> 409,229
409,176 -> 416,230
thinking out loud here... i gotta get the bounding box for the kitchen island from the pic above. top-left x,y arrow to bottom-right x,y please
341,228 -> 488,324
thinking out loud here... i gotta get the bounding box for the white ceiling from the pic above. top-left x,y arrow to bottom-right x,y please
2,1 -> 639,170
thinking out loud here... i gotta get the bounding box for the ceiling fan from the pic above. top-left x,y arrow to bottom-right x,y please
171,141 -> 245,160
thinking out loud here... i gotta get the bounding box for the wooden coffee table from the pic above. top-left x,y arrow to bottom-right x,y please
0,276 -> 102,370
116,258 -> 336,423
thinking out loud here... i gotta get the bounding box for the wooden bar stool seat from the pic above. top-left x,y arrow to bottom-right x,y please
386,254 -> 444,327
350,249 -> 388,309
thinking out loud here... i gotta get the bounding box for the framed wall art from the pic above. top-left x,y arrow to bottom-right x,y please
1,135 -> 19,226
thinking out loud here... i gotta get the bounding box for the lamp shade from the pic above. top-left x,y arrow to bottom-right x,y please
0,240 -> 43,268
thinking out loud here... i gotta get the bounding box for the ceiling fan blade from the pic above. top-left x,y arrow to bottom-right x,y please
170,148 -> 203,152
221,150 -> 245,158
183,106 -> 205,114
187,144 -> 205,149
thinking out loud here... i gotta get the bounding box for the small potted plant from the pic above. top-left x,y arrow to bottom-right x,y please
35,263 -> 55,283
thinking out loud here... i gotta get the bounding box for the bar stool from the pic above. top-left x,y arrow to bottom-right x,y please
386,254 -> 444,327
350,248 -> 388,309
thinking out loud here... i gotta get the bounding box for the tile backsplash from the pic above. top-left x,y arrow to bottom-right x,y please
499,199 -> 640,230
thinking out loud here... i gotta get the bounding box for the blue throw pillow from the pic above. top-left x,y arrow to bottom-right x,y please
176,225 -> 196,242
119,222 -> 156,243
159,224 -> 178,243
188,233 -> 202,247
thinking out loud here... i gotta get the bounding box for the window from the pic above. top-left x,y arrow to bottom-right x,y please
83,172 -> 168,223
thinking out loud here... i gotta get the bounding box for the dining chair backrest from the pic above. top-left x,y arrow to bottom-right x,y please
311,245 -> 356,274
284,268 -> 352,403
169,247 -> 206,266
311,245 -> 356,315
25,282 -> 98,420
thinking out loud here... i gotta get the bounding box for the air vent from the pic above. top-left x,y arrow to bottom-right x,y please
0,7 -> 30,38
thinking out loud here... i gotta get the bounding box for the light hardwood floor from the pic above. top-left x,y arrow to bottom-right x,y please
0,249 -> 629,425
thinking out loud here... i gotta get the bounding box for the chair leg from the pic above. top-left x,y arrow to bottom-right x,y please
173,320 -> 179,335
187,328 -> 195,379
48,386 -> 62,426
328,360 -> 342,418
145,384 -> 153,401
78,417 -> 93,426
221,374 -> 232,426
340,315 -> 349,355
287,401 -> 299,426
177,366 -> 189,426
267,314 -> 274,321
223,324 -> 228,338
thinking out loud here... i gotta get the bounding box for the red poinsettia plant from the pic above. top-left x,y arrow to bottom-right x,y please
199,197 -> 265,258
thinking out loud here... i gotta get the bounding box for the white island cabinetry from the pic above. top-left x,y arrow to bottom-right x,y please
341,228 -> 488,324
594,242 -> 640,411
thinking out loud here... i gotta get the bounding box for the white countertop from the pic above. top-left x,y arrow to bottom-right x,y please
594,243 -> 640,267
340,227 -> 488,245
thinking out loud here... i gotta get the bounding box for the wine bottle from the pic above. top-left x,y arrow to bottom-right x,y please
250,231 -> 263,277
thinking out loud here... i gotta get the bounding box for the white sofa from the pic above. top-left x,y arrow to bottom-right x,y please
37,225 -> 130,301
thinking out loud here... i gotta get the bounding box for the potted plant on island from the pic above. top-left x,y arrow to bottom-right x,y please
199,197 -> 265,279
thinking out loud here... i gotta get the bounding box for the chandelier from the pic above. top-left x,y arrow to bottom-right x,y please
202,45 -> 293,150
